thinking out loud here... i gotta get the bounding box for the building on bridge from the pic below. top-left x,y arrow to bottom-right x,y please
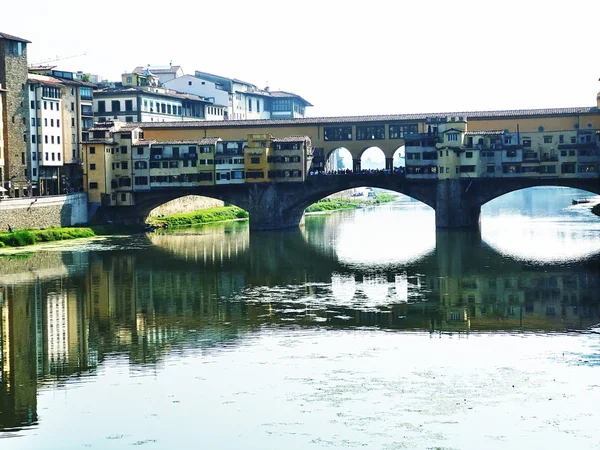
82,121 -> 312,208
403,114 -> 600,180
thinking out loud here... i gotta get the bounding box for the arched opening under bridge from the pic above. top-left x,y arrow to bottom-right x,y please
147,195 -> 225,218
480,186 -> 600,262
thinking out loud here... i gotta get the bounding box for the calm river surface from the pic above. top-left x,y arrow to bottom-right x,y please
1,187 -> 600,449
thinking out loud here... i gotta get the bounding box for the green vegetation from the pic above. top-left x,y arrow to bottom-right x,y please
592,204 -> 600,217
305,198 -> 360,213
306,191 -> 398,213
0,227 -> 96,248
148,206 -> 249,228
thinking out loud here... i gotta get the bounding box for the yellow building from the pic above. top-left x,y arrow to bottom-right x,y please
82,121 -> 142,206
137,138 -> 218,188
244,134 -> 271,182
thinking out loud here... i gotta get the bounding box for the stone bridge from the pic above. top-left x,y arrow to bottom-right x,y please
94,174 -> 600,230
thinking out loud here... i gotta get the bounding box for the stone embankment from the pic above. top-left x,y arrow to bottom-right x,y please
0,193 -> 88,230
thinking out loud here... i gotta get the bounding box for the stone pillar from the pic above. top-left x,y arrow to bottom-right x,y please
243,184 -> 306,230
385,157 -> 394,171
435,179 -> 480,229
353,158 -> 361,173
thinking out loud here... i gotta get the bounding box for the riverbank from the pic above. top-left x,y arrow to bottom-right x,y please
305,192 -> 397,213
0,227 -> 96,249
147,205 -> 249,228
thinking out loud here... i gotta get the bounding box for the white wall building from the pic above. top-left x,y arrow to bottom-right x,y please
163,75 -> 229,114
28,73 -> 65,195
215,140 -> 246,184
93,87 -> 212,123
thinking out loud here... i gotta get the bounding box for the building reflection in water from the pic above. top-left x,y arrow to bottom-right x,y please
0,222 -> 599,431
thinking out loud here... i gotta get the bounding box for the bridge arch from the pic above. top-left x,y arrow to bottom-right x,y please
470,178 -> 600,208
359,146 -> 386,171
392,146 -> 405,168
324,147 -> 353,172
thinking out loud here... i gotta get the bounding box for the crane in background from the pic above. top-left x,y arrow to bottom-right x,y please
30,52 -> 87,66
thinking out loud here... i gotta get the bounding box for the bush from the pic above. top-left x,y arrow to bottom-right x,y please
148,206 -> 249,228
0,230 -> 36,247
0,227 -> 96,248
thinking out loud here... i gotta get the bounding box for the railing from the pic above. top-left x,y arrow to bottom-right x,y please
558,142 -> 597,150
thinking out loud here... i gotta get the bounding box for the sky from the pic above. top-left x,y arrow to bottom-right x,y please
4,0 -> 600,118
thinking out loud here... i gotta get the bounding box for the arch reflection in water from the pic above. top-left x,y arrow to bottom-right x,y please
303,196 -> 436,267
481,187 -> 600,262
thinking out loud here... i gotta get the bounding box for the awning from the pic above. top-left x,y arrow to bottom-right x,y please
0,187 -> 7,192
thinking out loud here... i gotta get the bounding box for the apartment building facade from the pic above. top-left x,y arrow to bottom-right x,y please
27,73 -> 64,195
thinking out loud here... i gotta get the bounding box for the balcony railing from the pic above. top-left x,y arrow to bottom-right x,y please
558,142 -> 597,150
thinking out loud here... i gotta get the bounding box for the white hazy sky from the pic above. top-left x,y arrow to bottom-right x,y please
4,0 -> 599,117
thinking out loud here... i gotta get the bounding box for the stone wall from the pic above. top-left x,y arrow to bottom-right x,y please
0,192 -> 88,230
0,40 -> 30,195
148,195 -> 224,217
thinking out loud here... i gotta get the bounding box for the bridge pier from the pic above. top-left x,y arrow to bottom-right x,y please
242,183 -> 307,230
435,179 -> 481,229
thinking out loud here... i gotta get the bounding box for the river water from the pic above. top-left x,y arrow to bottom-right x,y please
1,187 -> 599,449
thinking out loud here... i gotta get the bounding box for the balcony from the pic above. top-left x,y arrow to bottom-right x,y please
558,142 -> 597,150
523,152 -> 539,162
81,106 -> 94,117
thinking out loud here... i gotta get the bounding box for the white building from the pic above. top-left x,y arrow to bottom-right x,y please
163,75 -> 229,116
215,140 -> 246,184
93,86 -> 215,123
193,70 -> 312,120
28,73 -> 65,195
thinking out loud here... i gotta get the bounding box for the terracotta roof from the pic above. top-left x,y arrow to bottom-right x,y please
83,138 -> 116,144
133,106 -> 599,129
272,135 -> 311,142
0,32 -> 31,43
27,73 -> 64,87
88,122 -> 140,132
465,130 -> 505,135
132,137 -> 220,146
29,65 -> 57,71
117,125 -> 142,132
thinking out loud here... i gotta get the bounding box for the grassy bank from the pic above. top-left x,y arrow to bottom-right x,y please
147,205 -> 249,228
593,203 -> 600,217
0,227 -> 97,248
305,192 -> 398,213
